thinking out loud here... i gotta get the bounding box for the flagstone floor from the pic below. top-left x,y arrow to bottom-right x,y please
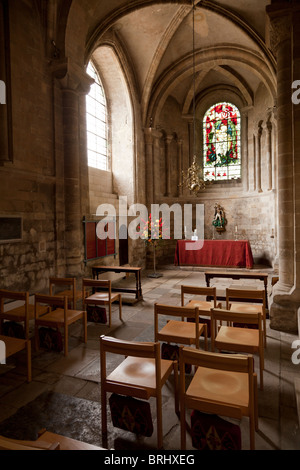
0,265 -> 300,451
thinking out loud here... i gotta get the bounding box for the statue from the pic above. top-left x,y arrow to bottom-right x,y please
212,203 -> 226,233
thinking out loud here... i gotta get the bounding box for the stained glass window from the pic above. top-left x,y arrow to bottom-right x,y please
203,102 -> 241,181
86,62 -> 108,170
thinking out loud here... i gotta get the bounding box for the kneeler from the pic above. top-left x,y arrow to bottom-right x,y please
190,411 -> 242,450
109,393 -> 154,437
86,305 -> 107,324
161,343 -> 192,373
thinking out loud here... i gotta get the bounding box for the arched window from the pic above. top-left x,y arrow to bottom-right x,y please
203,102 -> 241,181
86,62 -> 108,170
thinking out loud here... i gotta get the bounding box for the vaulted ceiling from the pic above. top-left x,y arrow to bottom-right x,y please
62,0 -> 276,125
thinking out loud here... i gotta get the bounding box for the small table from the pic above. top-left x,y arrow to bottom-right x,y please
92,265 -> 143,302
205,270 -> 269,311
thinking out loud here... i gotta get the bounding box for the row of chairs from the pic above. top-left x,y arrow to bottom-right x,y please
100,284 -> 266,450
0,277 -> 123,381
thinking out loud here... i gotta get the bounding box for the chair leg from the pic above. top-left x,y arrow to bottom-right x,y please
26,340 -> 32,383
35,324 -> 40,352
83,311 -> 87,343
249,415 -> 256,450
260,352 -> 264,391
173,361 -> 179,416
203,324 -> 208,350
108,303 -> 112,328
156,393 -> 163,449
64,325 -> 68,356
101,388 -> 108,448
119,295 -> 122,322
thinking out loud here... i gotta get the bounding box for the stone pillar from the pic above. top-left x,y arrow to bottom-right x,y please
178,139 -> 183,196
165,135 -> 173,197
256,124 -> 263,193
144,127 -> 162,205
267,2 -> 300,333
52,59 -> 93,276
267,120 -> 273,191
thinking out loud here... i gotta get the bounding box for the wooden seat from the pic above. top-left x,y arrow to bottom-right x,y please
0,334 -> 32,382
34,294 -> 87,356
181,285 -> 219,312
226,288 -> 267,347
100,335 -> 178,449
179,347 -> 258,450
154,303 -> 208,351
0,430 -> 105,450
211,307 -> 264,390
49,277 -> 82,309
82,279 -> 122,327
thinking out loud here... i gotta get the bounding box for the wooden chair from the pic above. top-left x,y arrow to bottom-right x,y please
226,288 -> 267,347
181,285 -> 219,311
49,277 -> 82,310
0,290 -> 31,340
0,430 -> 105,450
100,335 -> 178,449
179,347 -> 258,450
210,307 -> 264,390
82,279 -> 122,328
181,285 -> 221,337
154,303 -> 208,351
34,294 -> 87,356
0,333 -> 32,382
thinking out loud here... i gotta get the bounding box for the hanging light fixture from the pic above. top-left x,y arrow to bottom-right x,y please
181,0 -> 207,195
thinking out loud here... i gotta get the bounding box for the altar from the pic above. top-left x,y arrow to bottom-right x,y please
174,239 -> 254,269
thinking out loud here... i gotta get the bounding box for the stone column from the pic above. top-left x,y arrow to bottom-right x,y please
144,127 -> 162,205
256,124 -> 263,193
165,135 -> 173,197
267,3 -> 300,333
52,59 -> 93,276
267,120 -> 273,191
178,139 -> 183,196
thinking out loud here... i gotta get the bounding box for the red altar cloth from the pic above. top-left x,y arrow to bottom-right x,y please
174,239 -> 254,269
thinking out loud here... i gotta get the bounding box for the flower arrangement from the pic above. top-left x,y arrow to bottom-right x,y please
141,214 -> 168,278
141,214 -> 167,246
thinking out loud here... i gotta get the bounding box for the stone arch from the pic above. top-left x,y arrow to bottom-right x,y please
147,46 -> 276,127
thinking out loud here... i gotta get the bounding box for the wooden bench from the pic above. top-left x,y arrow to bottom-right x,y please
92,265 -> 143,303
205,270 -> 269,311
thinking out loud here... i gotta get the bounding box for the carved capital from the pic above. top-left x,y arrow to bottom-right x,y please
50,57 -> 94,94
266,5 -> 292,55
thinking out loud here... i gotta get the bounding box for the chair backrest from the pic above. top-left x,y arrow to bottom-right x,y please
34,294 -> 68,319
49,277 -> 76,308
100,335 -> 161,399
210,307 -> 263,350
82,279 -> 111,299
226,288 -> 265,310
154,303 -> 201,346
179,346 -> 255,418
0,289 -> 30,337
181,285 -> 217,307
0,289 -> 29,313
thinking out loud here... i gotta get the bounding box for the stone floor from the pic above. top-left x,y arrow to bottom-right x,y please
0,265 -> 300,451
